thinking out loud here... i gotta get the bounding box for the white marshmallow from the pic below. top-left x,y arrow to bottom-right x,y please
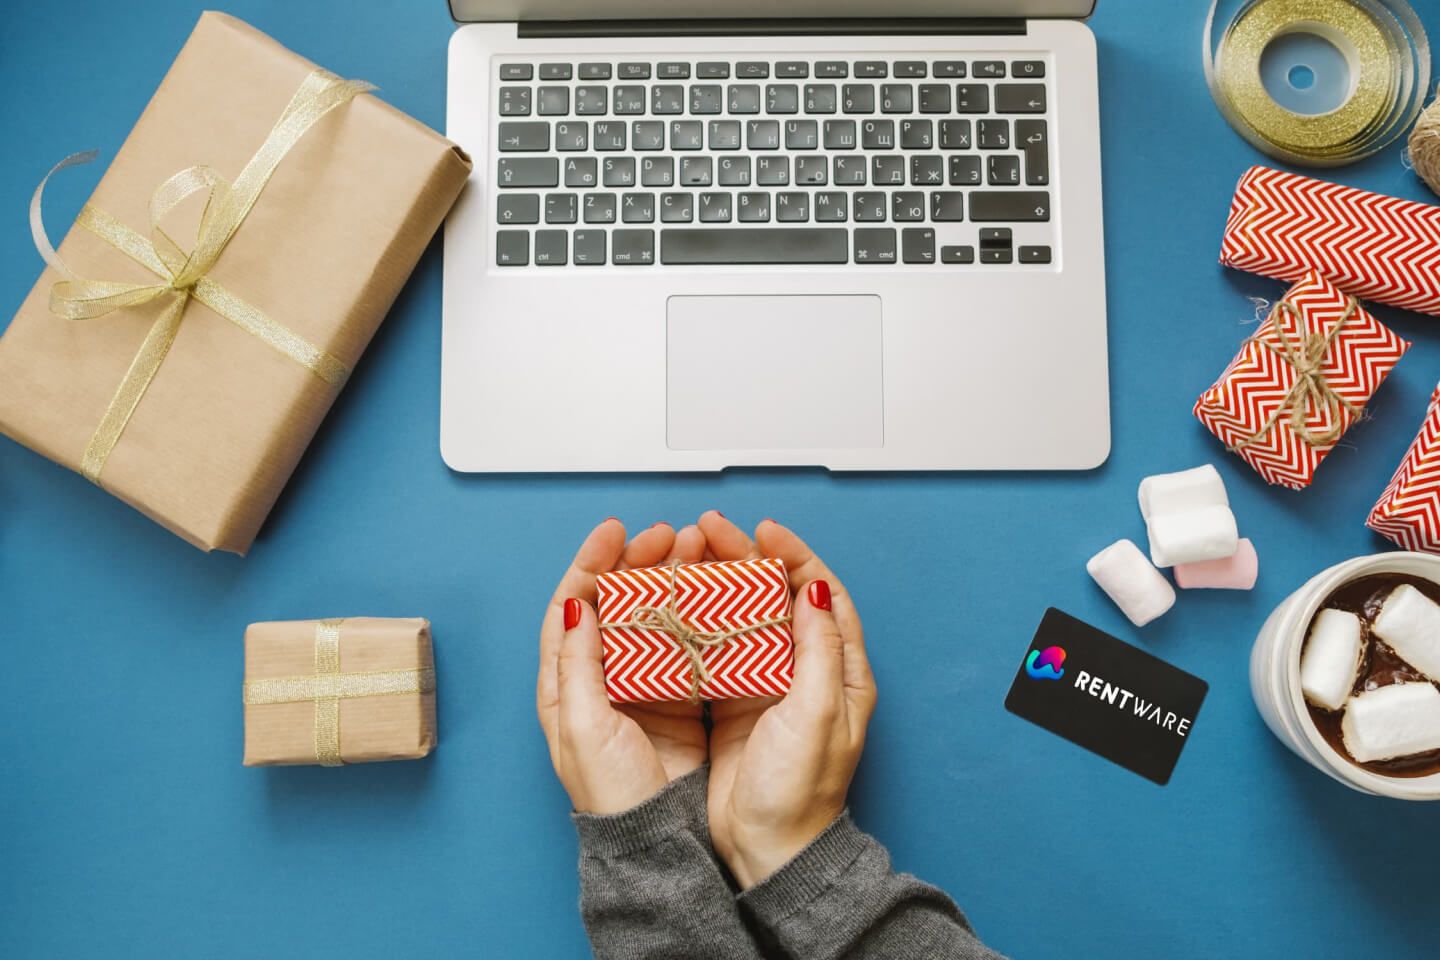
1372,584 -> 1440,681
1340,683 -> 1440,763
1086,539 -> 1176,627
1138,465 -> 1229,522
1145,505 -> 1239,568
1299,609 -> 1363,711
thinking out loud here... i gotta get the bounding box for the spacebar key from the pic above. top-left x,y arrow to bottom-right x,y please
661,228 -> 849,264
969,191 -> 1051,221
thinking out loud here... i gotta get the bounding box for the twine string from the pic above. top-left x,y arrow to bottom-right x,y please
1229,296 -> 1363,452
600,560 -> 791,702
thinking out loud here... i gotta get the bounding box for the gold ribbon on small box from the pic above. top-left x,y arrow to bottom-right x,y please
242,619 -> 436,767
28,70 -> 370,483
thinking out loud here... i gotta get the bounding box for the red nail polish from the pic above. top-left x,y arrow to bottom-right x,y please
652,521 -> 670,528
564,598 -> 582,631
808,580 -> 832,611
714,510 -> 726,519
603,516 -> 618,524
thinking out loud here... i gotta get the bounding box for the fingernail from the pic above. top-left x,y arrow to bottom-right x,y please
604,516 -> 618,524
713,510 -> 726,519
808,580 -> 831,611
762,517 -> 776,525
651,521 -> 670,529
564,598 -> 582,631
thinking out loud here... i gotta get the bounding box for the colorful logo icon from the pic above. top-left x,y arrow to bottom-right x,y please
1025,646 -> 1067,681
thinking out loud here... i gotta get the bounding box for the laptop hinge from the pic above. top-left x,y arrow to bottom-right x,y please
517,18 -> 1027,39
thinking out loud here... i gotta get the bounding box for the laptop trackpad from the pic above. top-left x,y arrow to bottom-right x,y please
666,295 -> 884,450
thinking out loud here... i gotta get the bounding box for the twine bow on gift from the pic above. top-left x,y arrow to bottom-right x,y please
1228,296 -> 1365,452
599,561 -> 793,702
242,619 -> 436,767
29,70 -> 372,483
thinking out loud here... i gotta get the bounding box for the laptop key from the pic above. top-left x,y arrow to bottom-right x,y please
871,155 -> 904,185
498,122 -> 550,152
1016,119 -> 1049,185
767,85 -> 799,114
619,62 -> 652,79
981,248 -> 1013,264
805,84 -> 837,114
564,157 -> 597,187
833,156 -> 866,185
495,230 -> 529,265
996,83 -> 1047,114
497,193 -> 540,224
900,119 -> 933,149
575,86 -> 608,115
718,156 -> 751,186
795,157 -> 827,185
545,193 -> 578,224
614,86 -> 647,114
955,84 -> 990,113
573,230 -> 606,264
540,63 -> 572,81
498,157 -> 558,187
978,119 -> 1009,149
661,193 -> 694,222
854,192 -> 886,222
594,122 -> 627,151
642,156 -> 675,186
824,120 -> 857,150
815,192 -> 847,222
854,228 -> 897,263
777,192 -> 810,221
1019,245 -> 1052,264
919,84 -> 952,114
661,228 -> 849,264
657,62 -> 690,79
970,191 -> 1051,221
671,121 -> 704,150
931,192 -> 965,221
941,244 -> 975,264
697,61 -> 730,79
816,61 -> 848,78
738,192 -> 771,222
949,155 -> 982,185
939,119 -> 972,149
880,84 -> 913,113
633,121 -> 666,150
1012,60 -> 1046,79
933,61 -> 967,78
987,155 -> 1021,186
862,119 -> 895,149
537,87 -> 570,115
652,86 -> 685,114
612,229 -> 656,264
691,85 -> 724,114
747,120 -> 780,150
973,60 -> 1005,78
699,192 -> 732,222
911,156 -> 944,185
681,156 -> 713,186
892,192 -> 926,222
776,61 -> 809,78
855,61 -> 888,78
500,64 -> 532,81
584,193 -> 617,224
729,85 -> 762,114
756,156 -> 789,186
499,87 -> 531,116
534,229 -> 567,265
894,61 -> 927,78
602,157 -> 636,186
623,192 -> 656,222
902,228 -> 937,263
555,121 -> 588,151
785,120 -> 818,150
710,120 -> 742,150
843,84 -> 876,114
578,63 -> 612,80
736,62 -> 769,79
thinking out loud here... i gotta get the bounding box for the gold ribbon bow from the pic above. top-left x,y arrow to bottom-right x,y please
600,561 -> 793,703
242,619 -> 437,767
29,70 -> 373,483
1229,296 -> 1364,452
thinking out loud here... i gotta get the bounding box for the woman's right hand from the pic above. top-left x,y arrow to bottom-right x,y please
698,513 -> 878,889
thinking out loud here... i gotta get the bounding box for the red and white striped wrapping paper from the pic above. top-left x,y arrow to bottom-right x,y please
597,559 -> 794,703
1220,165 -> 1440,317
1193,270 -> 1410,490
1369,385 -> 1440,554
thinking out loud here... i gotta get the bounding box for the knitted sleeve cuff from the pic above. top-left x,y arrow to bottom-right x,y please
737,810 -> 871,924
571,765 -> 710,859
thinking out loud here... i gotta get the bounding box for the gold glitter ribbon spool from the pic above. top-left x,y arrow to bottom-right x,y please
241,619 -> 438,767
28,70 -> 371,483
1204,0 -> 1431,167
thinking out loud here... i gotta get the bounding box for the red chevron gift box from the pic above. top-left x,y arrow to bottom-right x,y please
596,559 -> 794,703
1368,386 -> 1440,553
1220,166 -> 1440,316
1193,271 -> 1410,490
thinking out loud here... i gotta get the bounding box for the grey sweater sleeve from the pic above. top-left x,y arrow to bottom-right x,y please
572,765 -> 763,960
737,812 -> 1009,960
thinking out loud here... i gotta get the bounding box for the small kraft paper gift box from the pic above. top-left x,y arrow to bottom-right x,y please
0,12 -> 471,554
1219,165 -> 1440,317
597,559 -> 794,703
1193,270 -> 1410,490
1369,385 -> 1440,554
243,618 -> 436,767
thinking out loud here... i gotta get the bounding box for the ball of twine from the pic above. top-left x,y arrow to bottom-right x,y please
1411,97 -> 1440,199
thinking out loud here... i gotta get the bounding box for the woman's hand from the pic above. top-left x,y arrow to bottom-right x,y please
698,512 -> 877,889
538,518 -> 709,814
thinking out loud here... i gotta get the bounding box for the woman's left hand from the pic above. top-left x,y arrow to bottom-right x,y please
537,518 -> 709,814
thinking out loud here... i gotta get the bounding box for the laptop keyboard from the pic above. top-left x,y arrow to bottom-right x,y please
490,57 -> 1053,268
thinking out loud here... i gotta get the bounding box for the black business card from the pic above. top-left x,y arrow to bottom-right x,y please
1004,609 -> 1208,785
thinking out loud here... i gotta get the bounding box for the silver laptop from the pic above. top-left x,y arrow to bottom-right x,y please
443,2 -> 1108,471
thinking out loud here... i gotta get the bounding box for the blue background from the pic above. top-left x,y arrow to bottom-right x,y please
3,1 -> 1439,957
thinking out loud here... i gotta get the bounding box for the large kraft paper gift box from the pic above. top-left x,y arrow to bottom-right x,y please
243,617 -> 436,767
0,12 -> 471,554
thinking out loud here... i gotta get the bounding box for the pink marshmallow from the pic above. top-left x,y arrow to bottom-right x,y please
1173,538 -> 1258,590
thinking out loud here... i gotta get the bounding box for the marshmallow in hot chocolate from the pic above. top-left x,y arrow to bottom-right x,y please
1341,683 -> 1440,764
1299,608 -> 1362,711
1372,584 -> 1440,681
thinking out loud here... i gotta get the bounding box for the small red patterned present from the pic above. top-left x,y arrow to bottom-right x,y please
597,559 -> 794,703
1369,385 -> 1440,553
1193,270 -> 1410,490
1220,165 -> 1440,317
